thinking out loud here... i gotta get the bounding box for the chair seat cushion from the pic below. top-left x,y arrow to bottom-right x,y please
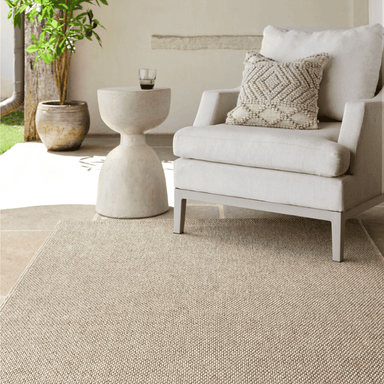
173,122 -> 350,177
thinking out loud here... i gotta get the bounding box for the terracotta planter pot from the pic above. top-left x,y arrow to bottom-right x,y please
36,100 -> 90,151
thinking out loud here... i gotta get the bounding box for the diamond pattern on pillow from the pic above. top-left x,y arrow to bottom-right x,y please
226,52 -> 329,130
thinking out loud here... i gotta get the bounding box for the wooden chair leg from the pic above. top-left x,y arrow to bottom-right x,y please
331,214 -> 345,262
174,189 -> 187,234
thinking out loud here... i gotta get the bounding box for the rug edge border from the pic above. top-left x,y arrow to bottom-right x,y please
0,220 -> 65,311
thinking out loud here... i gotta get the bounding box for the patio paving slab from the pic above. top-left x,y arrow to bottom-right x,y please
1,230 -> 52,300
0,135 -> 176,210
1,205 -> 97,230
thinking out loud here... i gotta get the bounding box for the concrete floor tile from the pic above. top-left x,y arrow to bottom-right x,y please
1,230 -> 51,297
1,205 -> 96,231
81,134 -> 174,156
0,144 -> 100,209
152,148 -> 178,162
0,138 -> 175,211
355,206 -> 384,254
355,206 -> 384,224
145,134 -> 174,147
359,221 -> 384,254
83,134 -> 119,148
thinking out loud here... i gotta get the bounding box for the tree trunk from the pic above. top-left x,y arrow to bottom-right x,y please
24,15 -> 60,141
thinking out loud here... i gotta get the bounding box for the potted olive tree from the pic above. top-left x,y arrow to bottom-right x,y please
6,0 -> 108,151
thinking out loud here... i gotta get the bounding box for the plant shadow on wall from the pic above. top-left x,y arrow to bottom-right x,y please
6,0 -> 108,151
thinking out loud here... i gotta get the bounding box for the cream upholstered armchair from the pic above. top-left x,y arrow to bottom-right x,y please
173,24 -> 384,262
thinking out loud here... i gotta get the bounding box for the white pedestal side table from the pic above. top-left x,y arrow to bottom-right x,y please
96,87 -> 171,218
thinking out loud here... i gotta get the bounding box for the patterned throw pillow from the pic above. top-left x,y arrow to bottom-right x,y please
226,52 -> 329,130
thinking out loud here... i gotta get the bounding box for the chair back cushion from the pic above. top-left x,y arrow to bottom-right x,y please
260,24 -> 383,121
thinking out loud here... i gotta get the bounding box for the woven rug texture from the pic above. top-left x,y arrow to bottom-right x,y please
1,218 -> 383,383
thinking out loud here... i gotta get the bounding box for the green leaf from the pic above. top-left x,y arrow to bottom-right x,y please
93,19 -> 105,29
49,36 -> 58,45
45,5 -> 54,19
26,45 -> 39,53
25,12 -> 36,25
13,13 -> 21,28
93,31 -> 102,47
55,2 -> 69,11
54,44 -> 65,58
6,0 -> 108,63
31,33 -> 38,45
40,52 -> 50,65
5,0 -> 14,8
50,19 -> 59,28
19,4 -> 29,13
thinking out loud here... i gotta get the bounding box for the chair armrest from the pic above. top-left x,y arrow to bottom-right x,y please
193,87 -> 240,127
338,87 -> 383,176
338,86 -> 383,202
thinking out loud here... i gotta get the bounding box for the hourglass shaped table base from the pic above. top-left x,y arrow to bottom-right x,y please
96,87 -> 171,218
96,134 -> 168,218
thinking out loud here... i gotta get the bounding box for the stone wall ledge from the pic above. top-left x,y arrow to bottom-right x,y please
151,35 -> 263,50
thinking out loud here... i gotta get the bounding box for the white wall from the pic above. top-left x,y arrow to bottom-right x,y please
369,0 -> 383,24
65,0 -> 361,133
0,0 -> 14,101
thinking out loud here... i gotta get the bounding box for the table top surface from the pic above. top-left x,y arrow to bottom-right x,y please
98,86 -> 170,92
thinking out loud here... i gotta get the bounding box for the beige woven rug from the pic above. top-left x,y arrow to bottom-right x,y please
1,218 -> 383,383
